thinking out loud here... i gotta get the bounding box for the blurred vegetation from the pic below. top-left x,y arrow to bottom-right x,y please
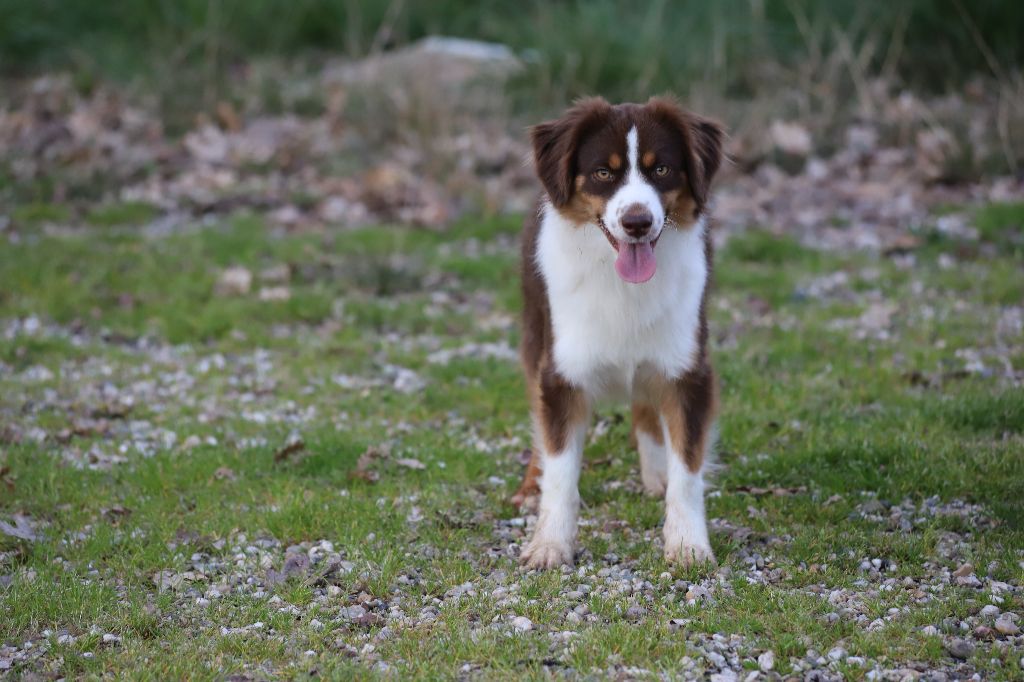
1,0 -> 1022,102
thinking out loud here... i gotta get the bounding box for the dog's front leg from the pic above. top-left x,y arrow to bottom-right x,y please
660,364 -> 717,567
520,368 -> 588,569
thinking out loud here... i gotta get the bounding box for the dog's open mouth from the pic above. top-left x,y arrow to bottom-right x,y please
597,218 -> 659,284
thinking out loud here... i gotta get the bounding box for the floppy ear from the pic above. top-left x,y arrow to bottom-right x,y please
646,96 -> 725,215
530,97 -> 611,207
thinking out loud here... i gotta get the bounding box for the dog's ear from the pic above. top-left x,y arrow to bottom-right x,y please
646,96 -> 725,215
530,97 -> 612,207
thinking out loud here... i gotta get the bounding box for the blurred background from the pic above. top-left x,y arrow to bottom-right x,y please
2,0 -> 1023,235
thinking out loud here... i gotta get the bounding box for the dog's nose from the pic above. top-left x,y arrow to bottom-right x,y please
621,208 -> 653,238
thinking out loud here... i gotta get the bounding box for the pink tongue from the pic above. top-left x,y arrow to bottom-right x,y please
614,241 -> 657,283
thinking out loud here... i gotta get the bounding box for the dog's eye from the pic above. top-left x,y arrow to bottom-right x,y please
593,168 -> 613,181
654,164 -> 670,177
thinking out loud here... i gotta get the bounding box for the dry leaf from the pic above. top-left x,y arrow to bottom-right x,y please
101,505 -> 132,523
273,434 -> 305,462
213,466 -> 237,481
350,444 -> 389,482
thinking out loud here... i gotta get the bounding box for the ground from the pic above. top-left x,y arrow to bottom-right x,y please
1,200 -> 1022,680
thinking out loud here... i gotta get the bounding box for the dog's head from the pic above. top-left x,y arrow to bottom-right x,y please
531,96 -> 724,283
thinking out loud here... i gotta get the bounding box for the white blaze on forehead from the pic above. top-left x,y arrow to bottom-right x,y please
602,125 -> 664,239
626,126 -> 640,178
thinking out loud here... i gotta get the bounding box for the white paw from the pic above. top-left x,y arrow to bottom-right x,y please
640,470 -> 667,497
663,540 -> 715,567
520,538 -> 574,569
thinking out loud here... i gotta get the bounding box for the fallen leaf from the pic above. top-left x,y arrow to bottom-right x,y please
101,505 -> 132,524
882,234 -> 922,255
350,444 -> 389,482
213,466 -> 237,481
396,457 -> 425,470
0,466 -> 13,492
273,434 -> 306,462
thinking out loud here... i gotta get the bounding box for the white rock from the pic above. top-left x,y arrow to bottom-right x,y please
758,650 -> 775,671
995,615 -> 1020,635
216,267 -> 252,296
979,605 -> 1000,618
511,616 -> 533,632
827,647 -> 847,661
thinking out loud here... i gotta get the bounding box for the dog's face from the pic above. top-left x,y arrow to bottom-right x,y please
531,97 -> 724,283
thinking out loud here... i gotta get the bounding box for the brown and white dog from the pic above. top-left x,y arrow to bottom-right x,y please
512,96 -> 725,569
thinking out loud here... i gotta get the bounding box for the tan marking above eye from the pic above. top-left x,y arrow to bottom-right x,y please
642,151 -> 656,167
609,153 -> 622,170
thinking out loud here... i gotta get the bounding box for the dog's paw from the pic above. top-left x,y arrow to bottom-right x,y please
640,470 -> 667,497
664,541 -> 715,568
520,539 -> 574,569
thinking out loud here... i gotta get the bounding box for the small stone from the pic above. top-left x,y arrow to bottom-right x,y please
995,615 -> 1020,635
102,633 -> 121,646
758,650 -> 775,671
511,616 -> 533,632
952,563 -> 973,577
946,638 -> 974,660
215,267 -> 252,296
828,647 -> 847,661
979,605 -> 1000,618
196,597 -> 211,607
327,585 -> 342,597
922,625 -> 939,636
625,605 -> 645,621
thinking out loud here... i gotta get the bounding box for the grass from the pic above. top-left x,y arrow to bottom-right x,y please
0,203 -> 1022,679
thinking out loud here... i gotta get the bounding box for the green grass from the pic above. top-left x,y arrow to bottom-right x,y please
0,206 -> 1022,679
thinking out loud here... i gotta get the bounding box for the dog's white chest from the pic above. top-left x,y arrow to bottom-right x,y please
536,208 -> 708,397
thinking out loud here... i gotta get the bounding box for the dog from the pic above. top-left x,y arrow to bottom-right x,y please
511,95 -> 725,569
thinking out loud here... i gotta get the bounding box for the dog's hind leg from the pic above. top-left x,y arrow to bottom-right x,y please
632,402 -> 668,496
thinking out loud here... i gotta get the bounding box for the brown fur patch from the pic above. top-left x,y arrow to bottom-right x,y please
631,403 -> 664,447
518,199 -> 588,458
561,189 -> 609,226
662,188 -> 699,229
511,449 -> 542,507
659,363 -> 718,473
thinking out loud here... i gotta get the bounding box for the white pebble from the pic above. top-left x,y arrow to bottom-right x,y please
511,616 -> 533,632
758,650 -> 775,671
